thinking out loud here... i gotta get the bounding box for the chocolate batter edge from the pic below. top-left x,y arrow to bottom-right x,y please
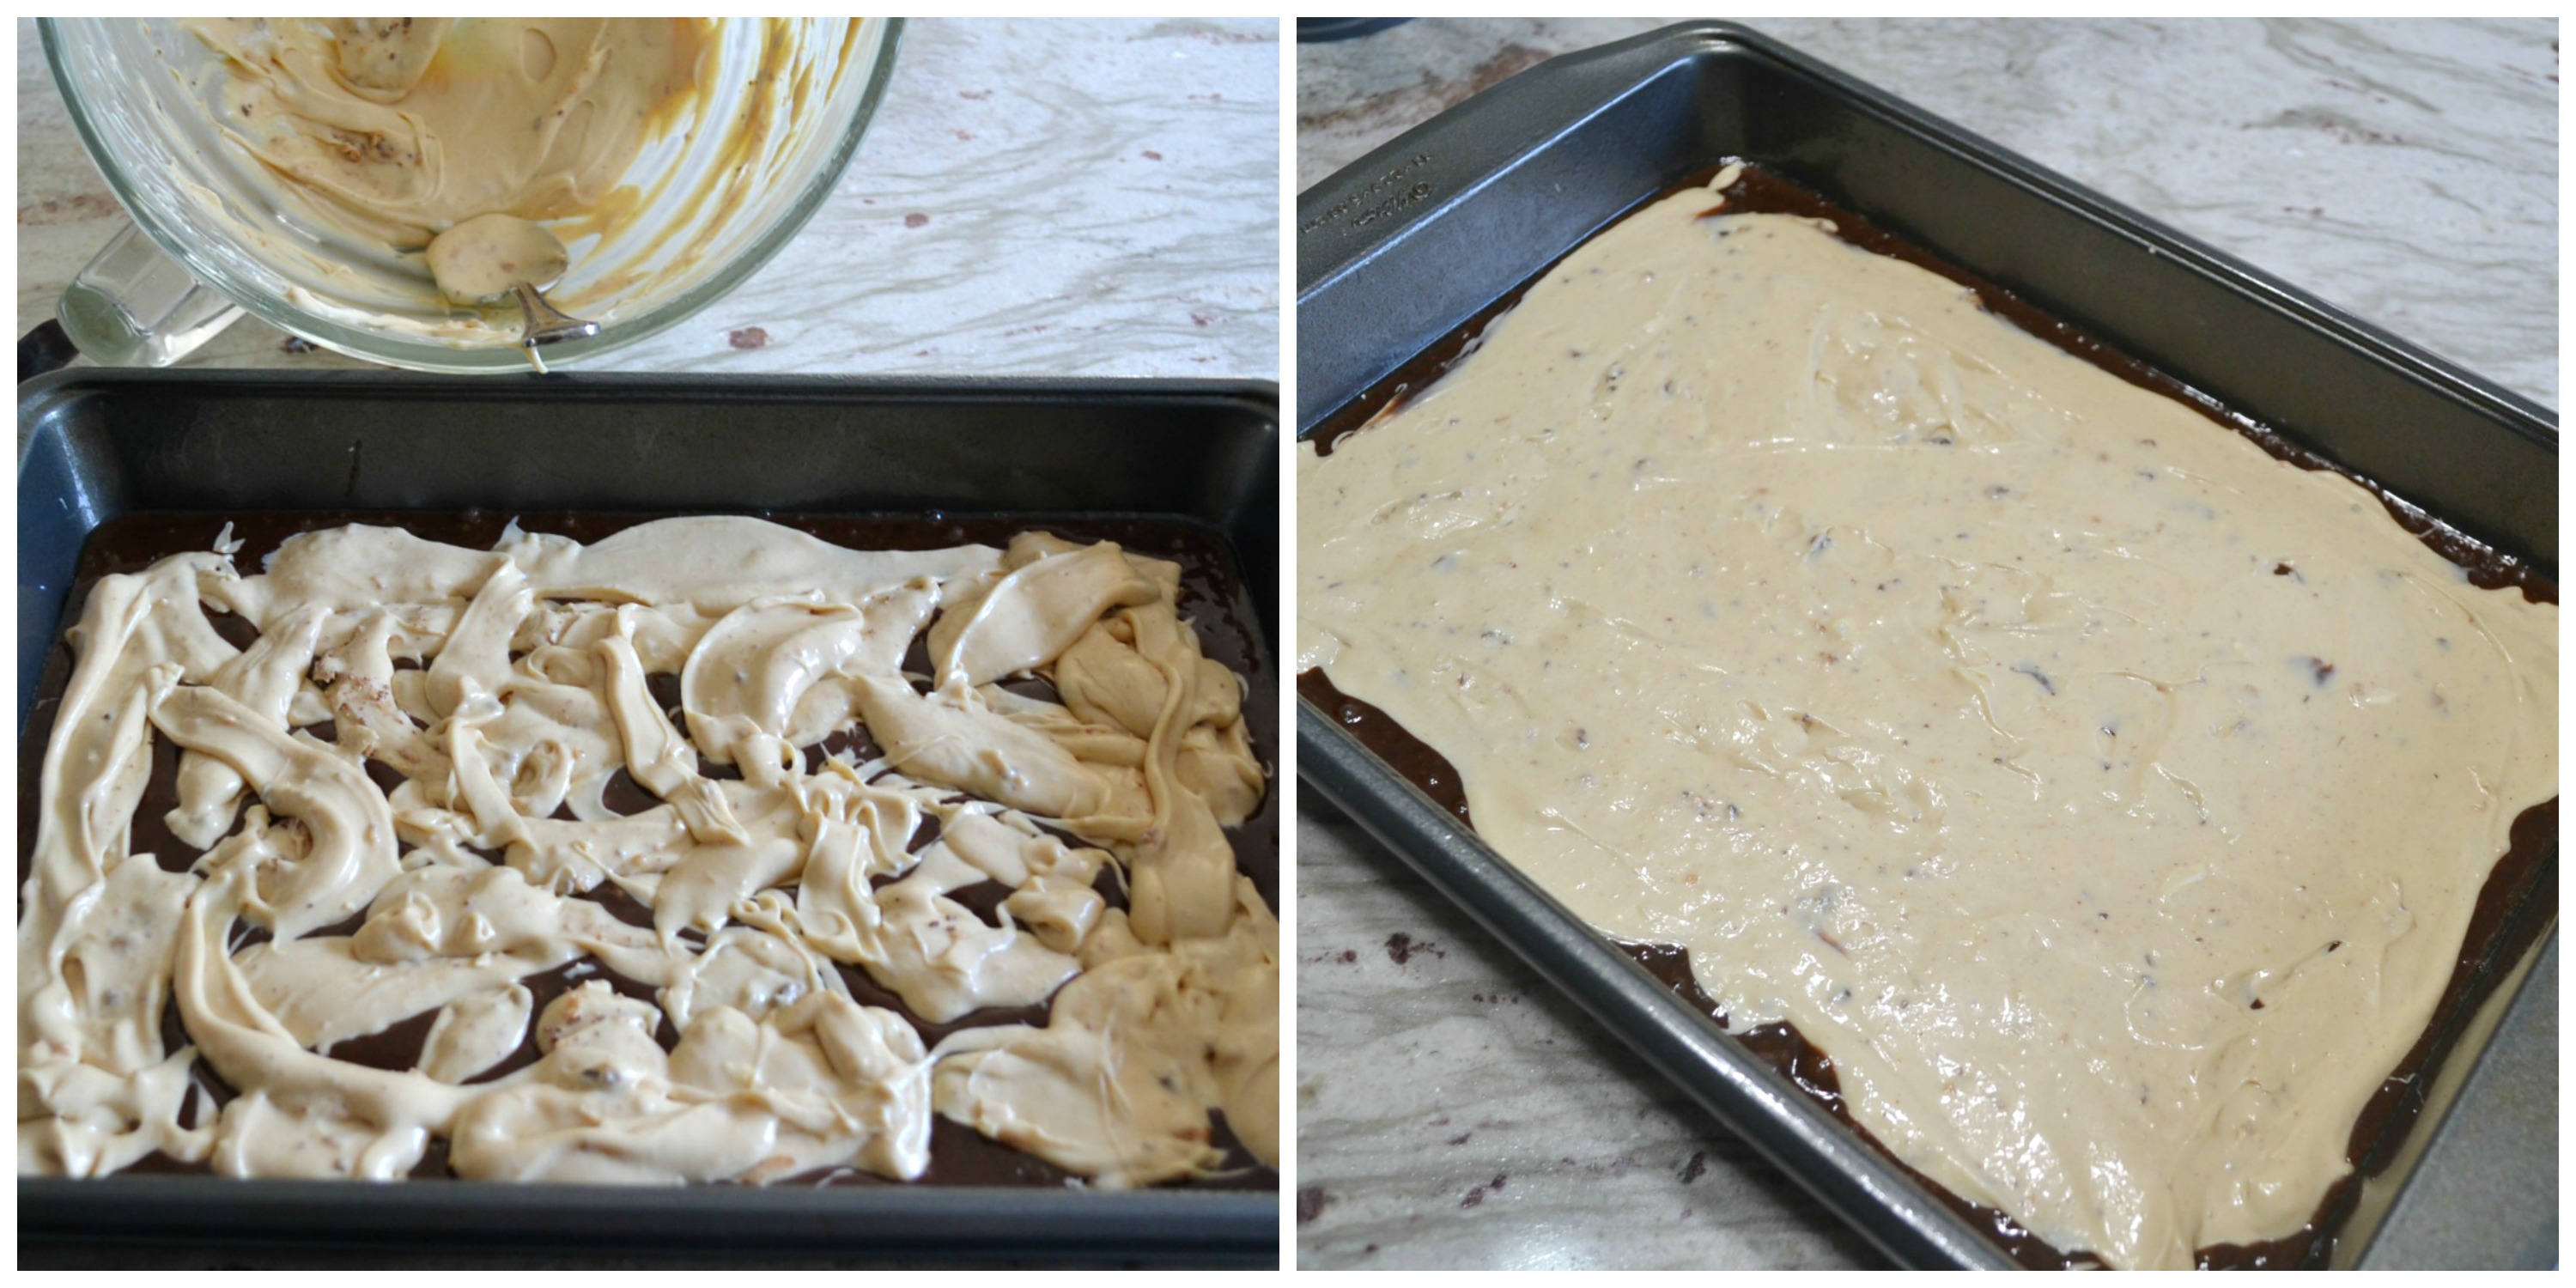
21,507 -> 1280,1194
1295,161 -> 2555,1269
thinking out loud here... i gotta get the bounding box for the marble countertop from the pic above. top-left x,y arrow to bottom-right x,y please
1292,17 -> 2555,1271
18,16 -> 1279,400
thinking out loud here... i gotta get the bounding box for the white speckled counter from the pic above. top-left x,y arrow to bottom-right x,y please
17,16 -> 1279,407
1293,17 -> 2555,1270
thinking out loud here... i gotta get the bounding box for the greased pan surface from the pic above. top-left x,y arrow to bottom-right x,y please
1294,21 -> 2553,1270
17,369 -> 1279,1267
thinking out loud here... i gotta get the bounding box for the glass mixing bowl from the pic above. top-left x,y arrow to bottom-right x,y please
41,18 -> 901,372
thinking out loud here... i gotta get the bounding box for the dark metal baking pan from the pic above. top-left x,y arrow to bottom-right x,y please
1295,21 -> 2554,1271
17,368 -> 1280,1268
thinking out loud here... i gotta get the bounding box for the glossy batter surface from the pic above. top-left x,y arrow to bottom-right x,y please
21,517 -> 1275,1188
1297,179 -> 2555,1268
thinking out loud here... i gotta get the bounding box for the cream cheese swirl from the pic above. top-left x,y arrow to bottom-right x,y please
21,517 -> 1275,1188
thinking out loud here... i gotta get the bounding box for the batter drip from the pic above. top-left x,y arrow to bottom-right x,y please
1298,173 -> 2555,1268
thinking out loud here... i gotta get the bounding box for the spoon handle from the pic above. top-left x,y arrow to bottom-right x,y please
512,282 -> 601,348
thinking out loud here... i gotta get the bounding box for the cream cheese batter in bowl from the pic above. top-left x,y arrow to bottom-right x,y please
41,18 -> 897,370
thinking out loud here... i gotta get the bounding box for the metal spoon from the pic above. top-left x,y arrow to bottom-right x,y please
425,213 -> 599,361
507,282 -> 598,374
510,281 -> 600,348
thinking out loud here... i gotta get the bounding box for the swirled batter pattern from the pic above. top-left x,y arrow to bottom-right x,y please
22,516 -> 1276,1188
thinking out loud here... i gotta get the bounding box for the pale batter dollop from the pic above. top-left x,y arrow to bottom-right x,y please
1298,177 -> 2555,1268
21,517 -> 1275,1189
424,215 -> 568,301
185,19 -> 709,303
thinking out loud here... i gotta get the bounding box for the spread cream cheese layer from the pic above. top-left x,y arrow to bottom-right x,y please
1297,184 -> 2555,1268
21,517 -> 1274,1189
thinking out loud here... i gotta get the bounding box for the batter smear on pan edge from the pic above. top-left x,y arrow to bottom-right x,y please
1297,168 -> 2554,1269
21,516 -> 1276,1187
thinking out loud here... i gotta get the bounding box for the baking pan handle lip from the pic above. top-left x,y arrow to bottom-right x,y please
1296,698 -> 2019,1271
16,365 -> 100,464
1709,23 -> 2561,443
15,369 -> 1283,519
17,367 -> 1280,738
18,1174 -> 1280,1261
1731,20 -> 2555,443
1297,22 -> 1729,300
1295,21 -> 2555,447
1740,47 -> 2563,444
18,366 -> 1279,415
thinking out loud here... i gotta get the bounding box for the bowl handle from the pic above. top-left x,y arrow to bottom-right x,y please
52,222 -> 245,368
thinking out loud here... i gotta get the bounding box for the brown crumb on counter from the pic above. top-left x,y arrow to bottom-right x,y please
1297,1185 -> 1328,1224
1386,932 -> 1444,964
